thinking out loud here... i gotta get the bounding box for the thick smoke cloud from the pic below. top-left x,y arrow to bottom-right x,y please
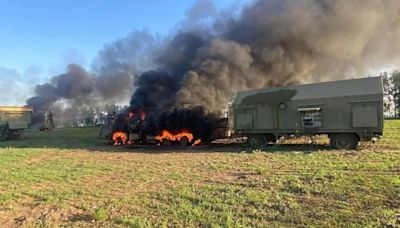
92,30 -> 161,75
27,0 -> 400,127
27,64 -> 93,108
27,64 -> 133,125
130,0 -> 400,115
129,32 -> 208,110
26,30 -> 161,125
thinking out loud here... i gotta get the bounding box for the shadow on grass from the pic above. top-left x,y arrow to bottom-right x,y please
0,127 -> 333,154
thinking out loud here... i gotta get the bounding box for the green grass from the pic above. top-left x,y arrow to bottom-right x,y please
0,121 -> 399,227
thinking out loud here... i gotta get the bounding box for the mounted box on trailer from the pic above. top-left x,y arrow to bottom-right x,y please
232,77 -> 384,149
0,106 -> 33,140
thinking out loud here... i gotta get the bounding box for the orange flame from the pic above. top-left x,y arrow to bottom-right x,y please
155,130 -> 195,143
192,139 -> 202,146
128,112 -> 135,119
112,131 -> 128,145
140,110 -> 146,120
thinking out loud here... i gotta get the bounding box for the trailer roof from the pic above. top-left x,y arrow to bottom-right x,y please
235,76 -> 383,104
0,106 -> 33,113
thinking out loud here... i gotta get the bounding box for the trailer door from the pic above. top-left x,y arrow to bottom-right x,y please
255,105 -> 273,129
235,109 -> 254,130
352,102 -> 378,128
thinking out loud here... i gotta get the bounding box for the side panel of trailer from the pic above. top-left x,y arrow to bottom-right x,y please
233,77 -> 384,149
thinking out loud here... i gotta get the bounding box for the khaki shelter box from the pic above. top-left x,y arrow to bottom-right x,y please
233,77 -> 384,149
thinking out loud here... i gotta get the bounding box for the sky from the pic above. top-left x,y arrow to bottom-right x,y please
0,0 -> 247,105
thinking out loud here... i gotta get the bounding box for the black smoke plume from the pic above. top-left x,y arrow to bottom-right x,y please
126,0 -> 400,135
26,30 -> 163,126
27,64 -> 132,126
27,0 -> 400,131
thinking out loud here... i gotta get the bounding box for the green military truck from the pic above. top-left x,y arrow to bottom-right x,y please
232,77 -> 384,149
0,106 -> 33,140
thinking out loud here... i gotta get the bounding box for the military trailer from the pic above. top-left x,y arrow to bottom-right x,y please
232,77 -> 384,149
0,106 -> 33,140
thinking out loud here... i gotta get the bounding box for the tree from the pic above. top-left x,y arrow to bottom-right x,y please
392,71 -> 400,118
382,72 -> 395,118
383,71 -> 400,119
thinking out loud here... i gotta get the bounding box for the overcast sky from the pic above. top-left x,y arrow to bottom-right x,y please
0,0 -> 248,105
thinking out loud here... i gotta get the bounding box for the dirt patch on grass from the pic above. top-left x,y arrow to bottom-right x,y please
0,204 -> 92,227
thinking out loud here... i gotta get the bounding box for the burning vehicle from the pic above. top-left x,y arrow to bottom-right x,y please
104,76 -> 384,150
105,107 -> 230,147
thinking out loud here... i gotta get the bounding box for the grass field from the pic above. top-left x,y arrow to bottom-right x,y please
0,121 -> 399,227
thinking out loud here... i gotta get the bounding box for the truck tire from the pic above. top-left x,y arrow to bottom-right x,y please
330,134 -> 358,150
0,127 -> 8,139
162,139 -> 171,146
247,134 -> 267,147
180,136 -> 189,147
265,134 -> 276,144
7,129 -> 20,140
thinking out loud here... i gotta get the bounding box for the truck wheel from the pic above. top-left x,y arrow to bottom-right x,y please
7,130 -> 18,140
162,139 -> 171,146
330,134 -> 358,149
0,128 -> 8,139
265,134 -> 276,144
180,136 -> 189,147
247,134 -> 266,147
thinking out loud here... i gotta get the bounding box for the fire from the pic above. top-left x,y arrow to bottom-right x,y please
140,110 -> 146,120
112,131 -> 128,145
155,130 -> 196,144
192,139 -> 202,146
128,112 -> 135,119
